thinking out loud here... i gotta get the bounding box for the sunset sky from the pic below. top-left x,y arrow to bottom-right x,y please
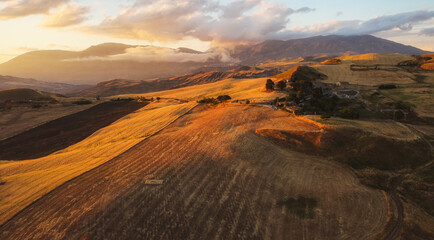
0,0 -> 433,63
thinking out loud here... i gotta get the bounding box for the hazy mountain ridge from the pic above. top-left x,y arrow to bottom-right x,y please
0,44 -> 217,85
0,35 -> 430,86
233,35 -> 431,64
0,75 -> 88,94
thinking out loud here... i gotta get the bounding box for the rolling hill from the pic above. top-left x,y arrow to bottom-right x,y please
0,52 -> 433,239
0,88 -> 60,102
74,66 -> 280,97
0,75 -> 87,94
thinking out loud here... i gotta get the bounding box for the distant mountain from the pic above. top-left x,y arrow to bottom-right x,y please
0,43 -> 223,85
0,35 -> 430,85
233,35 -> 431,65
0,75 -> 87,94
74,66 -> 281,97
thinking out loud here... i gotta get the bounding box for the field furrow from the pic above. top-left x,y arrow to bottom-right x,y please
0,105 -> 389,240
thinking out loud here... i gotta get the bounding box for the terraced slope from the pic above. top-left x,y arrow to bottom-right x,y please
0,105 -> 389,240
0,101 -> 197,225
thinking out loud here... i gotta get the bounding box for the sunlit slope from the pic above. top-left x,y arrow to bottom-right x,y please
0,105 -> 389,239
305,115 -> 419,141
0,101 -> 197,225
117,77 -> 286,102
312,53 -> 417,86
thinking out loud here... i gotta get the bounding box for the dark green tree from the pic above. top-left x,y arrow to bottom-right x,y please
276,80 -> 287,90
265,79 -> 275,91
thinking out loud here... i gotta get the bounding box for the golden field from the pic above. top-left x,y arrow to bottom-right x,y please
0,101 -> 197,225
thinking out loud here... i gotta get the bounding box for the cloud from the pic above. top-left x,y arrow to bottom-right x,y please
333,10 -> 434,35
295,7 -> 315,14
84,1 -> 433,44
0,0 -> 68,20
64,46 -> 237,63
221,0 -> 261,18
420,27 -> 434,36
40,3 -> 89,27
87,0 -> 314,43
293,10 -> 434,37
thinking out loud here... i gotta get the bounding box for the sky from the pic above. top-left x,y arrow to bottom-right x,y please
0,0 -> 433,63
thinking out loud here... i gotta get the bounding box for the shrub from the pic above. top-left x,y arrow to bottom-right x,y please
337,108 -> 359,119
276,80 -> 286,90
137,96 -> 152,102
378,84 -> 397,90
217,95 -> 231,102
197,97 -> 219,105
72,99 -> 92,105
246,100 -> 250,104
277,197 -> 318,219
110,97 -> 135,102
265,79 -> 274,91
396,101 -> 413,111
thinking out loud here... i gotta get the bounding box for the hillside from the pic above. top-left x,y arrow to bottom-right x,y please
75,66 -> 280,97
0,104 -> 392,240
233,35 -> 431,65
0,88 -> 60,102
0,75 -> 86,94
0,44 -> 220,84
0,51 -> 432,240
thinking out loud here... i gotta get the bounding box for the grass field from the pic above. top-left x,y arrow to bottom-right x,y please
116,77 -> 286,102
0,101 -> 197,225
0,105 -> 389,240
379,87 -> 434,119
311,53 -> 418,86
305,116 -> 420,141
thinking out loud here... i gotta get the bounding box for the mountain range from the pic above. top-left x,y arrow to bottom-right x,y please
0,35 -> 430,86
0,75 -> 88,94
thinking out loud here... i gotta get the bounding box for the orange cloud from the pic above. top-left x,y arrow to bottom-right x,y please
0,0 -> 68,20
41,4 -> 89,27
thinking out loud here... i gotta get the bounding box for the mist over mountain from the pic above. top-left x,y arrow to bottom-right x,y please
0,35 -> 429,86
0,75 -> 88,94
0,43 -> 229,85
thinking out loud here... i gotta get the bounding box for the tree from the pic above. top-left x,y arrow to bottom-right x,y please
265,79 -> 274,91
276,80 -> 286,90
217,95 -> 231,102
